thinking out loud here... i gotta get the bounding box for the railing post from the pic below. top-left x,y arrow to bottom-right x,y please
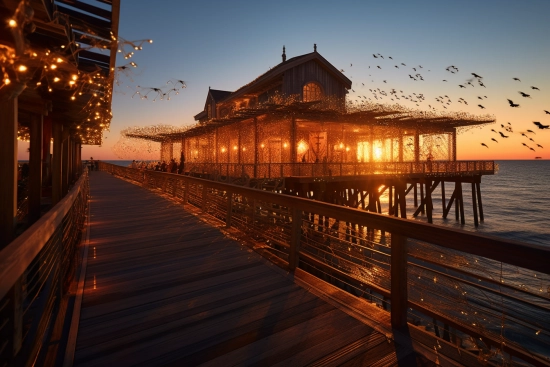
183,180 -> 189,206
391,233 -> 408,329
202,184 -> 208,212
226,191 -> 232,228
288,207 -> 302,271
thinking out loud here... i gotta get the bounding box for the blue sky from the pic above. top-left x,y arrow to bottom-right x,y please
77,0 -> 550,160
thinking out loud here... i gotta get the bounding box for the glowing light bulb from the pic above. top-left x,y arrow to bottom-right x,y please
71,96 -> 76,100
56,58 -> 63,63
50,64 -> 57,69
53,77 -> 60,82
17,64 -> 27,72
72,75 -> 78,80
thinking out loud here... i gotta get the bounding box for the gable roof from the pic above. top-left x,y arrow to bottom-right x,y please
219,51 -> 351,104
209,89 -> 233,102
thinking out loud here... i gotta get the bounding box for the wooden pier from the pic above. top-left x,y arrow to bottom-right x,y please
68,171 -> 440,366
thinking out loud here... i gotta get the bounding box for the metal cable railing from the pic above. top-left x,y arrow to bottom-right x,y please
0,172 -> 89,367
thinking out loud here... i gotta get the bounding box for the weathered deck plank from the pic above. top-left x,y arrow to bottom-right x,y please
72,171 -> 427,367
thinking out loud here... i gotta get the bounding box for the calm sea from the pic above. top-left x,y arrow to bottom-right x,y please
105,160 -> 550,247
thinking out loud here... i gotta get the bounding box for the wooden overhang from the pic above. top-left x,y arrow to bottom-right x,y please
126,101 -> 494,143
1,0 -> 120,145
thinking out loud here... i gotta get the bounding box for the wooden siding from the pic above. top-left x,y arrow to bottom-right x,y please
283,59 -> 348,101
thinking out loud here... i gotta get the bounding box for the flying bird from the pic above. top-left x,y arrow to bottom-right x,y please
544,110 -> 550,114
499,131 -> 509,138
491,138 -> 498,143
472,73 -> 482,78
481,143 -> 489,148
519,91 -> 531,98
537,144 -> 544,148
533,121 -> 549,129
527,129 -> 535,134
478,104 -> 485,109
531,86 -> 540,90
513,77 -> 521,82
507,99 -> 520,107
373,54 -> 378,58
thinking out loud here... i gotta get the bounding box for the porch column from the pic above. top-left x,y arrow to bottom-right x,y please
0,98 -> 18,247
28,113 -> 43,224
451,130 -> 457,161
52,122 -> 63,205
254,118 -> 258,178
42,116 -> 52,185
398,132 -> 404,162
414,130 -> 420,163
62,133 -> 70,195
369,126 -> 374,163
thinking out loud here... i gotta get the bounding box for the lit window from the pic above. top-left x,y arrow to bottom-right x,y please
303,82 -> 323,102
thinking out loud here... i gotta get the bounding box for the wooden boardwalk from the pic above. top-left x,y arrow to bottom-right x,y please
70,171 -> 433,367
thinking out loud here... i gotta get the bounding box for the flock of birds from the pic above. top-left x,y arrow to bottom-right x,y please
130,79 -> 187,102
342,52 -> 549,156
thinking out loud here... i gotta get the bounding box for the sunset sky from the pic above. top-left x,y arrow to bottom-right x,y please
22,0 -> 550,161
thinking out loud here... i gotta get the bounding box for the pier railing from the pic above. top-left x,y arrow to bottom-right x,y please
0,172 -> 89,366
102,162 -> 548,366
184,160 -> 495,179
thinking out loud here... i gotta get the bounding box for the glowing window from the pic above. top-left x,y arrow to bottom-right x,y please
303,82 -> 323,102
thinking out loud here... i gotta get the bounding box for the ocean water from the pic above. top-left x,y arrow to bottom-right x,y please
105,160 -> 550,247
424,160 -> 550,247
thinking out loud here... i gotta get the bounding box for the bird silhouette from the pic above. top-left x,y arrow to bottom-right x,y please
529,147 -> 536,151
481,143 -> 488,148
472,73 -> 482,78
459,85 -> 465,88
499,132 -> 509,138
531,86 -> 540,90
527,129 -> 535,134
513,77 -> 521,82
507,99 -> 520,107
533,121 -> 549,129
373,54 -> 378,58
478,104 -> 485,109
537,144 -> 544,148
544,110 -> 550,114
491,138 -> 498,143
519,91 -> 531,98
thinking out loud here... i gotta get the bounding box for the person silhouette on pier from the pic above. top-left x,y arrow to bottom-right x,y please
426,152 -> 434,172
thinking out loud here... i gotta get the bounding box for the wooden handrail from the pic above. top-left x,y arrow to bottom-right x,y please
0,172 -> 88,300
104,164 -> 545,274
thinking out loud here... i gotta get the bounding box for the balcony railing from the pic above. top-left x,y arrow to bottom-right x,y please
0,172 -> 89,366
182,160 -> 495,179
